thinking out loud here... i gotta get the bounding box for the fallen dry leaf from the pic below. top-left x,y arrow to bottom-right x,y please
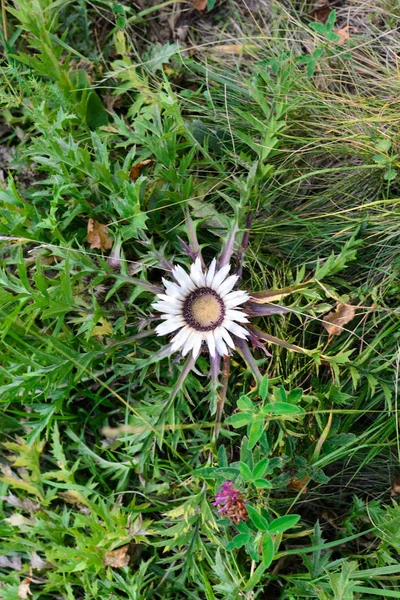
57,490 -> 87,506
130,159 -> 153,182
1,493 -> 41,512
250,283 -> 308,304
104,544 -> 130,568
193,0 -> 207,10
391,476 -> 400,497
0,555 -> 22,570
4,513 -> 32,527
18,577 -> 32,599
87,218 -> 113,251
287,475 -> 310,494
91,317 -> 113,337
334,25 -> 357,46
323,303 -> 356,336
311,0 -> 331,23
31,552 -> 49,570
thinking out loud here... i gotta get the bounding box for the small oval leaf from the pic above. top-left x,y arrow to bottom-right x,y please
226,413 -> 252,428
247,505 -> 269,532
226,533 -> 251,551
254,478 -> 272,489
253,458 -> 270,480
262,533 -> 274,568
268,514 -> 300,535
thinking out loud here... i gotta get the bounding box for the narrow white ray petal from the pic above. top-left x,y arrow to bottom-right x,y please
159,314 -> 184,321
162,278 -> 185,298
219,326 -> 235,349
216,274 -> 239,296
191,334 -> 203,358
223,320 -> 249,339
190,258 -> 206,287
224,290 -> 250,308
214,328 -> 228,356
152,302 -> 182,314
225,309 -> 249,323
170,325 -> 192,352
156,319 -> 185,336
206,331 -> 216,358
205,258 -> 217,287
172,265 -> 196,292
211,264 -> 230,291
182,332 -> 200,356
156,294 -> 183,304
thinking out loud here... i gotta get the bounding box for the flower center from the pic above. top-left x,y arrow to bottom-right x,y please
183,288 -> 225,331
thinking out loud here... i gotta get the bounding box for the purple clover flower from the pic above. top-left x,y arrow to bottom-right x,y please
213,481 -> 248,524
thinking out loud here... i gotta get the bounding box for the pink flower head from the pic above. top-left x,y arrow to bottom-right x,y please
213,481 -> 248,524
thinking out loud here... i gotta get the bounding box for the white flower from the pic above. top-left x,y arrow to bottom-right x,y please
152,257 -> 250,359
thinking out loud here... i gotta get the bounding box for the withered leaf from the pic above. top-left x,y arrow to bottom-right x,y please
391,476 -> 400,497
1,493 -> 41,512
193,0 -> 207,11
310,0 -> 331,23
334,25 -> 357,46
31,552 -> 49,570
18,577 -> 32,599
104,544 -> 130,568
0,555 -> 22,570
287,476 -> 310,494
91,317 -> 113,337
57,490 -> 87,506
130,159 -> 153,182
250,283 -> 307,304
87,218 -> 113,251
323,303 -> 356,336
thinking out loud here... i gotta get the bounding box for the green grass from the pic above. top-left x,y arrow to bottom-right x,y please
1,0 -> 400,598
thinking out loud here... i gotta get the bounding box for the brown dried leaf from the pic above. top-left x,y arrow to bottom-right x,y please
31,552 -> 49,570
250,283 -> 308,304
323,303 -> 356,336
1,493 -> 41,512
334,25 -> 357,46
0,555 -> 22,570
130,159 -> 153,182
311,0 -> 331,23
391,476 -> 400,497
57,490 -> 87,506
18,577 -> 32,599
287,475 -> 310,494
193,0 -> 207,10
104,544 -> 130,568
87,218 -> 113,251
91,317 -> 113,337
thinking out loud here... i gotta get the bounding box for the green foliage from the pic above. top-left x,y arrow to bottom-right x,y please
1,0 -> 400,598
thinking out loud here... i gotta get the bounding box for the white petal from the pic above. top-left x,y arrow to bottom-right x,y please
182,332 -> 200,356
211,264 -> 230,291
152,301 -> 182,314
224,290 -> 250,308
214,329 -> 228,356
205,258 -> 217,287
173,265 -> 196,292
162,278 -> 185,298
216,274 -> 239,296
206,331 -> 216,358
191,334 -> 203,358
219,326 -> 235,349
156,319 -> 185,336
156,294 -> 183,304
190,257 -> 206,287
226,309 -> 249,323
223,320 -> 248,339
171,325 -> 192,352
